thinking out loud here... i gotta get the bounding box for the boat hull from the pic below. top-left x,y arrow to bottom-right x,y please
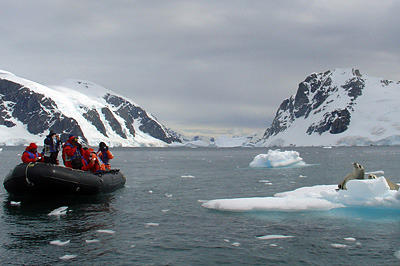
3,163 -> 126,195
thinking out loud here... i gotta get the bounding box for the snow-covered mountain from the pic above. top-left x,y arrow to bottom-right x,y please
258,68 -> 400,147
175,135 -> 258,148
0,70 -> 181,146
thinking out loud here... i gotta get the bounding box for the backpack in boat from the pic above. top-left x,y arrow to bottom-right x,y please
71,158 -> 83,169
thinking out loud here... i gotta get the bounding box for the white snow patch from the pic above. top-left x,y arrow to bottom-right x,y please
202,177 -> 400,212
249,150 -> 306,168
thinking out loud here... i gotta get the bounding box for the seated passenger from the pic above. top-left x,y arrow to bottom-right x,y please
21,143 -> 43,163
82,148 -> 106,173
97,142 -> 113,170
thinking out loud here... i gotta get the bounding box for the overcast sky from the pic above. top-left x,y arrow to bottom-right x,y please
1,1 -> 400,137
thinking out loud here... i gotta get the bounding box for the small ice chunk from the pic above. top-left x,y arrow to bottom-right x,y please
86,239 -> 100,244
10,201 -> 21,206
161,209 -> 169,213
249,149 -> 306,168
59,254 -> 77,260
231,242 -> 240,247
50,240 -> 70,246
269,244 -> 278,247
145,223 -> 159,227
258,180 -> 270,183
331,243 -> 348,248
148,190 -> 153,194
224,239 -> 230,243
344,237 -> 356,242
165,193 -> 173,198
299,175 -> 307,178
48,206 -> 68,216
394,250 -> 400,259
96,229 -> 115,234
257,235 -> 294,240
130,244 -> 136,248
181,175 -> 195,178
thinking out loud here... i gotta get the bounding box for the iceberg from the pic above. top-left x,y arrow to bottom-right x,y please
202,177 -> 400,212
249,149 -> 306,168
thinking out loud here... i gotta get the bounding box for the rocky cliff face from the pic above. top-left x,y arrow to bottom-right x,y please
260,68 -> 400,146
0,71 -> 181,146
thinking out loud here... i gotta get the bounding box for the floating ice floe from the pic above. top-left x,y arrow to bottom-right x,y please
10,201 -> 21,207
395,250 -> 400,259
331,243 -> 348,249
86,239 -> 100,244
202,177 -> 400,212
256,235 -> 294,240
48,206 -> 68,216
59,254 -> 77,260
181,175 -> 195,178
50,240 -> 70,246
96,229 -> 115,234
145,222 -> 159,227
249,150 -> 306,168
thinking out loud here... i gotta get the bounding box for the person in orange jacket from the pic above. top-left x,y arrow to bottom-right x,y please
97,142 -> 114,170
21,143 -> 43,163
82,148 -> 106,173
62,135 -> 84,169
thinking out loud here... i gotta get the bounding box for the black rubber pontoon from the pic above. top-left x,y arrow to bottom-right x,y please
3,163 -> 126,195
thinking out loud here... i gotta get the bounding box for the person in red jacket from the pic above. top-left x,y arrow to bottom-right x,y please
82,148 -> 106,173
97,142 -> 114,170
21,143 -> 43,163
62,135 -> 84,169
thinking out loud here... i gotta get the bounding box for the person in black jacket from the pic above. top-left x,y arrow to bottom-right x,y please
43,130 -> 61,164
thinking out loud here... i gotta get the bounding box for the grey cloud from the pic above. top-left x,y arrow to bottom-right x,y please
1,1 -> 400,137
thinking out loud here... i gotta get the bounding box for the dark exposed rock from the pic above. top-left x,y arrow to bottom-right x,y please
104,94 -> 181,144
101,107 -> 127,139
82,108 -> 108,137
0,78 -> 86,142
306,109 -> 351,135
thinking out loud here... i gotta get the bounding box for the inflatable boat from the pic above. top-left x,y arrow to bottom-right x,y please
3,162 -> 126,196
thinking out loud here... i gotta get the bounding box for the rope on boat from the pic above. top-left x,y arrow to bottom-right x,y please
25,162 -> 35,186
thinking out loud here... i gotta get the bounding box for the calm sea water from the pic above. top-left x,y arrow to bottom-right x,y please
0,146 -> 399,265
